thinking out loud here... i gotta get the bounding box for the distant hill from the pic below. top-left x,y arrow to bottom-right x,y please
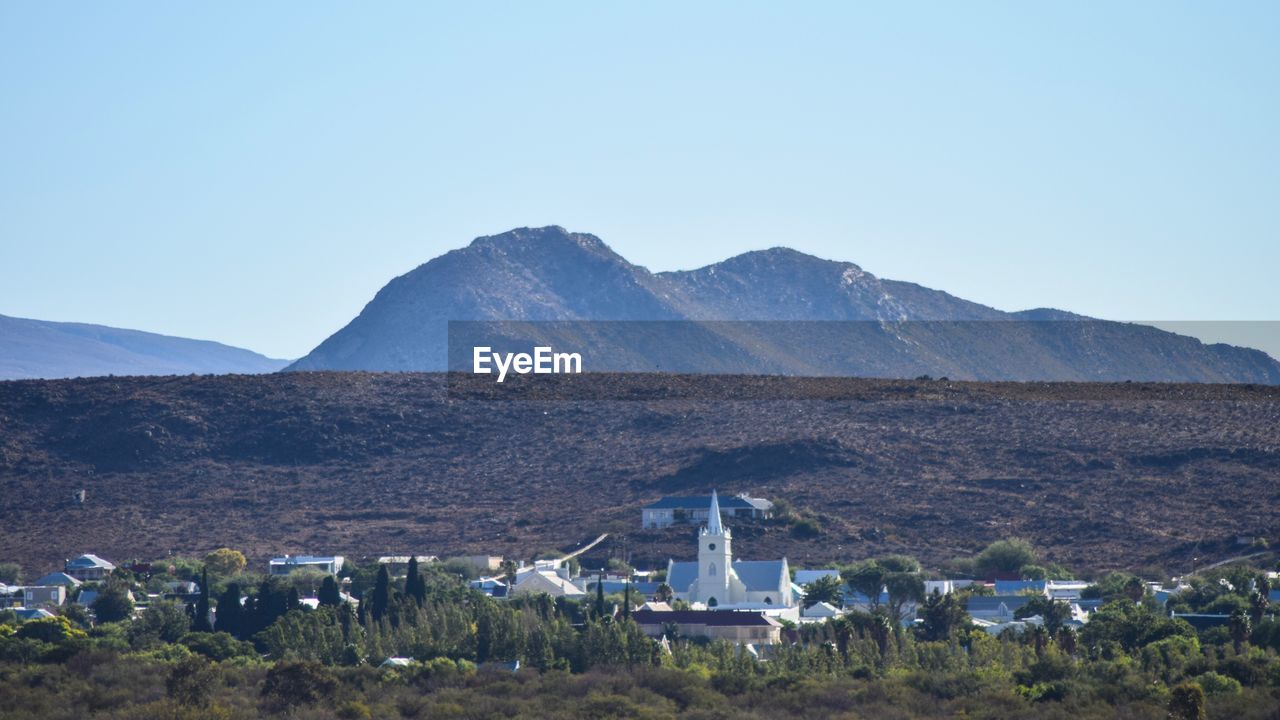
0,314 -> 289,380
289,226 -> 1280,383
0,372 -> 1276,571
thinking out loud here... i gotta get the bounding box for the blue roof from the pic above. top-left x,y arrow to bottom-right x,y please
595,581 -> 661,595
795,569 -> 841,585
967,596 -> 1034,614
644,496 -> 761,510
33,572 -> 81,587
65,554 -> 114,570
668,562 -> 698,593
994,580 -> 1047,594
732,561 -> 788,592
667,560 -> 787,594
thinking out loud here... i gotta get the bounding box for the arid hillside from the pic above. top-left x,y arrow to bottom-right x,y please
1,373 -> 1277,576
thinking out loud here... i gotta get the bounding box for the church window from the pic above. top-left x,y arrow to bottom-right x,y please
764,596 -> 772,605
708,597 -> 718,607
707,543 -> 716,551
708,563 -> 716,577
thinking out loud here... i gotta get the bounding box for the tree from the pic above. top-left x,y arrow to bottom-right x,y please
973,538 -> 1038,579
318,575 -> 342,607
1229,608 -> 1251,654
0,562 -> 22,585
595,573 -> 606,619
916,590 -> 970,642
1168,681 -> 1207,720
192,568 -> 213,633
203,548 -> 247,577
129,601 -> 194,648
260,661 -> 337,712
801,575 -> 843,609
842,562 -> 887,607
1015,595 -> 1072,636
167,655 -> 217,706
405,557 -> 425,606
499,559 -> 518,590
215,583 -> 243,638
654,583 -> 674,604
91,578 -> 134,623
369,565 -> 391,623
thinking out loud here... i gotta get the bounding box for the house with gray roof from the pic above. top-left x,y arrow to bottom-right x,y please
642,494 -> 773,529
65,554 -> 115,581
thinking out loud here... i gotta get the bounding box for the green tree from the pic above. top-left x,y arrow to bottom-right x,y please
801,575 -> 843,609
1167,681 -> 1207,720
260,661 -> 337,713
369,565 -> 391,623
318,575 -> 343,607
91,578 -> 134,623
1015,595 -> 1072,636
214,582 -> 243,638
973,538 -> 1038,579
1229,608 -> 1251,653
405,557 -> 425,606
203,548 -> 247,577
0,562 -> 22,585
192,567 -> 213,633
916,590 -> 970,642
129,600 -> 193,648
166,655 -> 217,706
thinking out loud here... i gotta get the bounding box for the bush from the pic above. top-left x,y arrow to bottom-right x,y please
178,632 -> 257,662
1194,671 -> 1241,696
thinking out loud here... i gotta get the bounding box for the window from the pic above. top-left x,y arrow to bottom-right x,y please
708,563 -> 717,577
764,596 -> 772,605
707,543 -> 716,551
708,597 -> 718,607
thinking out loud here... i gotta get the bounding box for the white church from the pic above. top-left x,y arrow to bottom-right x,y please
666,490 -> 794,610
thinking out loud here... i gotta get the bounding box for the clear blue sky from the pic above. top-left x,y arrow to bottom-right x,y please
2,2 -> 1276,359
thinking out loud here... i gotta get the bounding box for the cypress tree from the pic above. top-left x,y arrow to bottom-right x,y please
405,557 -> 425,606
287,586 -> 301,613
622,577 -> 631,620
214,582 -> 242,638
371,564 -> 391,623
595,572 -> 606,619
192,567 -> 213,632
318,575 -> 342,607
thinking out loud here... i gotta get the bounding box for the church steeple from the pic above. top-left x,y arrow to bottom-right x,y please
706,489 -> 723,535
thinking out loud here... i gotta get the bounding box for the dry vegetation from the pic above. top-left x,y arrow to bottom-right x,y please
1,372 -> 1277,574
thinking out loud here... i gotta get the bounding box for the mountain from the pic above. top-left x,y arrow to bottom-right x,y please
0,314 -> 289,380
289,226 -> 1280,383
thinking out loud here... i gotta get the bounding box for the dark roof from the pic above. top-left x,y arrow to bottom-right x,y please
632,609 -> 778,627
967,596 -> 1033,613
1172,613 -> 1232,631
643,496 -> 759,510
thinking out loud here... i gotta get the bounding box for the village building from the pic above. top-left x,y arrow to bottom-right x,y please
23,585 -> 66,608
642,494 -> 773,529
268,555 -> 345,575
64,554 -> 115,581
631,608 -> 782,645
665,491 -> 794,610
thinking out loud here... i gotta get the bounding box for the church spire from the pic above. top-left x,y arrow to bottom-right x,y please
707,489 -> 723,535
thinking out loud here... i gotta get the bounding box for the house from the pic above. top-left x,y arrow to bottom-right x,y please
509,570 -> 585,599
590,580 -> 662,599
642,494 -> 773,529
376,556 -> 437,575
381,657 -> 416,668
14,608 -> 55,621
993,579 -> 1047,595
967,596 -> 1033,622
23,586 -> 66,608
794,569 -> 842,586
1172,613 -> 1233,631
76,590 -> 99,607
32,572 -> 82,588
924,580 -> 975,596
801,601 -> 843,620
450,556 -> 503,573
1046,580 -> 1089,600
666,492 -> 793,609
469,577 -> 509,598
631,609 -> 782,645
269,555 -> 345,576
65,554 -> 115,581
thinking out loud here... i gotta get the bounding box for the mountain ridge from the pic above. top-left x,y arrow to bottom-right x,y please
0,314 -> 289,380
288,226 -> 1280,383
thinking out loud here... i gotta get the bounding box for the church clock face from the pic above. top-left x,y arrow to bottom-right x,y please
707,543 -> 716,551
